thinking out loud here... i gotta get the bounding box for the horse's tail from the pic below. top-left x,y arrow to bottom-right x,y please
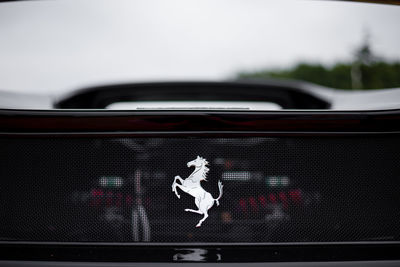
214,180 -> 223,206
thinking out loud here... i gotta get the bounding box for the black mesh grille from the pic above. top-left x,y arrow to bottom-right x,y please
0,137 -> 399,242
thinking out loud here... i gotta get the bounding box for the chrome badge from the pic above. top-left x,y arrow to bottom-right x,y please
172,156 -> 223,227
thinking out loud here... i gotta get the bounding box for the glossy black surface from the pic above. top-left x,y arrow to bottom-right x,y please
0,109 -> 400,134
0,243 -> 399,262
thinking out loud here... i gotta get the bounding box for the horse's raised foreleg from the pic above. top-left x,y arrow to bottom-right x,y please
174,176 -> 185,185
172,176 -> 184,198
174,184 -> 191,199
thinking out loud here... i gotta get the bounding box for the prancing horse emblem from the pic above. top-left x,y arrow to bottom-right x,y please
172,156 -> 223,227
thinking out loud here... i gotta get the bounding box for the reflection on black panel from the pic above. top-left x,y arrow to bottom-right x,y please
0,137 -> 399,242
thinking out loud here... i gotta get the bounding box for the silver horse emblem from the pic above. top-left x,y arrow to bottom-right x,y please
172,156 -> 223,227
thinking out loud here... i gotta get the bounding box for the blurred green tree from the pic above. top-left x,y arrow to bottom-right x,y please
237,38 -> 400,90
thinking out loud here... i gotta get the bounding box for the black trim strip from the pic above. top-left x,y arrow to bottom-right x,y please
0,109 -> 399,133
0,243 -> 399,262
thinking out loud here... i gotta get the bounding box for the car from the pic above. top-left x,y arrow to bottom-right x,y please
0,0 -> 399,266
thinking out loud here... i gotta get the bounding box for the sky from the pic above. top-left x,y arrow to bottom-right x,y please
0,0 -> 399,95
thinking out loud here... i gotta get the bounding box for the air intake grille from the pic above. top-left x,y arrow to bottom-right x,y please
0,137 -> 399,242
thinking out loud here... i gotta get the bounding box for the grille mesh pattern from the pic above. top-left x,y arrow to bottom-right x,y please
0,137 -> 399,242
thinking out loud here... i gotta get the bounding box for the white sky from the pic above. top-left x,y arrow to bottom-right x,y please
0,0 -> 399,95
